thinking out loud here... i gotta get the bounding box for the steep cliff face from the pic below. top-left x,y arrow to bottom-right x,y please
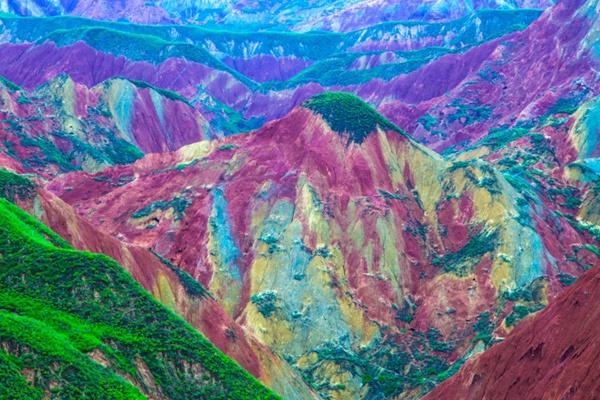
569,96 -> 600,164
0,170 -> 280,400
47,93 -> 600,399
21,187 -> 317,400
578,181 -> 600,227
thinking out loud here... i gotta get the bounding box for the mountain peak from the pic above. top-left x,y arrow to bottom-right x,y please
302,91 -> 402,143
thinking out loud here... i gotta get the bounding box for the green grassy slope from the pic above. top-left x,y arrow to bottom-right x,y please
0,171 -> 280,400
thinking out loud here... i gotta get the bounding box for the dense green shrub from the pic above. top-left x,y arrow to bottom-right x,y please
131,197 -> 190,220
505,304 -> 544,327
251,291 -> 278,317
150,249 -> 210,298
472,311 -> 494,344
558,273 -> 577,287
303,92 -> 403,144
433,229 -> 498,276
0,75 -> 21,92
447,100 -> 492,126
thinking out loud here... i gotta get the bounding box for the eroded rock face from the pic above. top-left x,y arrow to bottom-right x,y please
0,1 -> 592,155
0,6 -> 547,140
381,0 -> 598,153
0,175 -> 282,400
424,257 -> 600,400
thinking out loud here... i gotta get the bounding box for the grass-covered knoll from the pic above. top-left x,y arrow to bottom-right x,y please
0,196 -> 280,400
303,92 -> 403,143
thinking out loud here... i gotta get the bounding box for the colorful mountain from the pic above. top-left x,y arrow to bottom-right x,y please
371,0 -> 600,153
0,2 -> 590,156
46,93 -> 600,399
13,174 -> 319,399
0,0 -> 599,399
